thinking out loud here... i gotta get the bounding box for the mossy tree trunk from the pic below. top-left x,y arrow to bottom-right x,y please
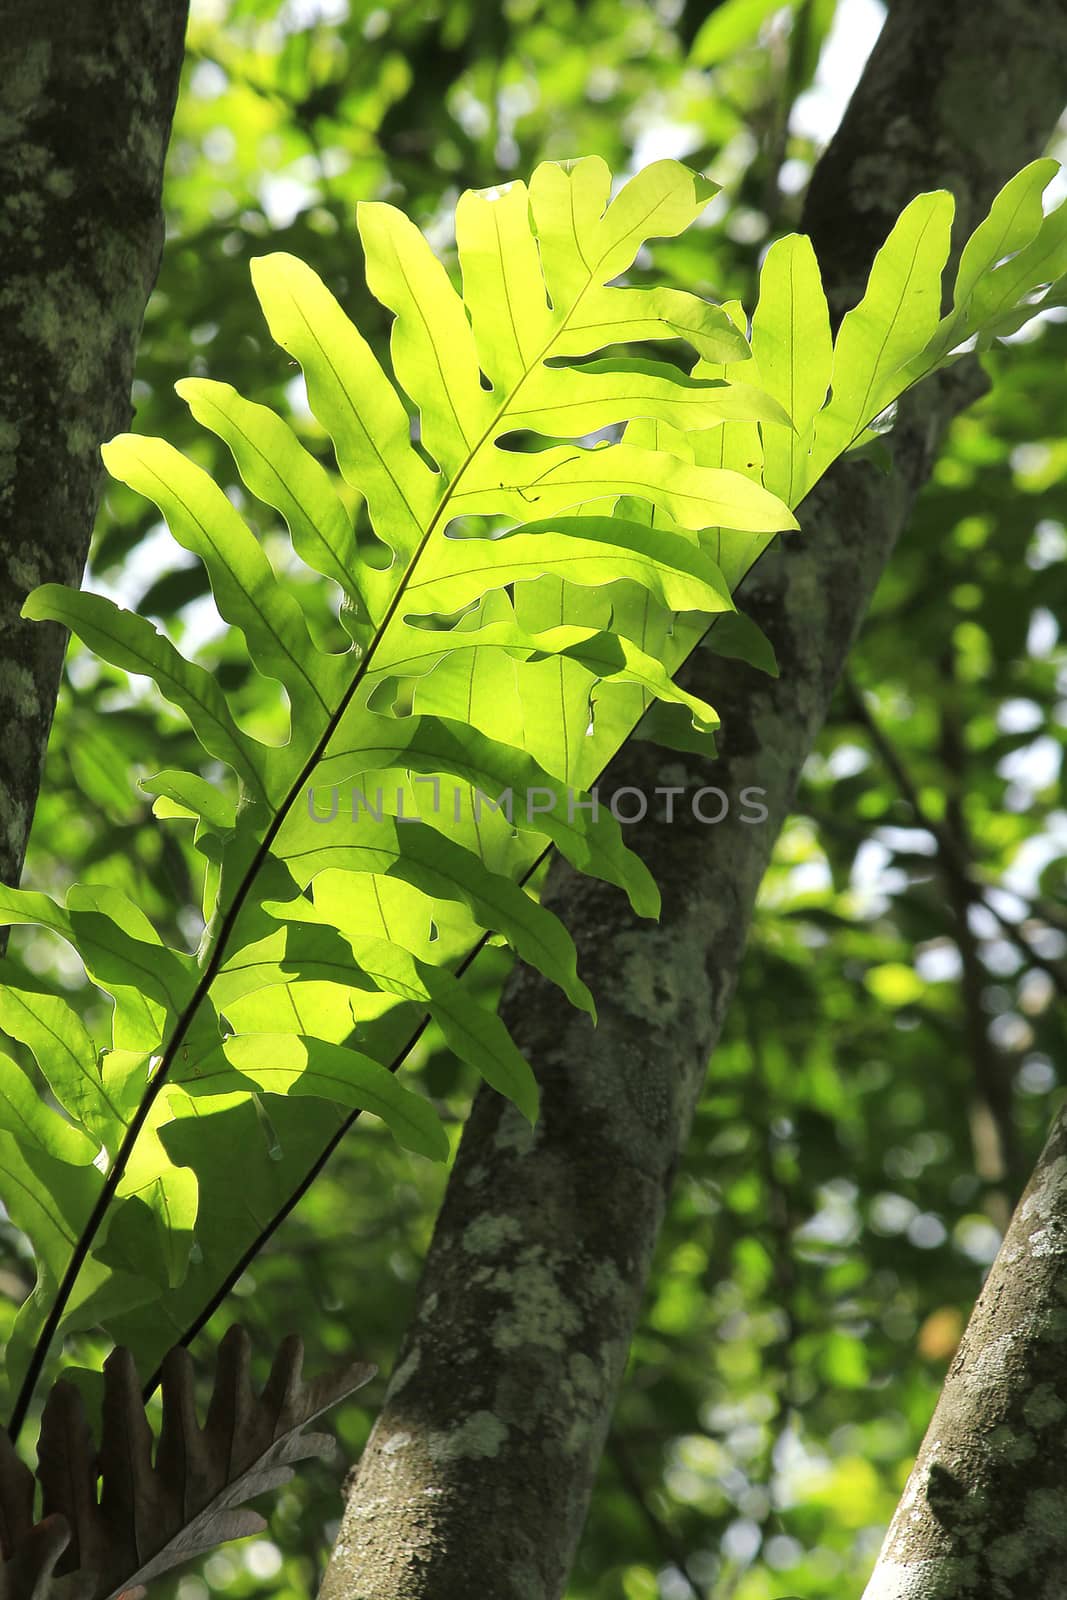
0,0 -> 188,898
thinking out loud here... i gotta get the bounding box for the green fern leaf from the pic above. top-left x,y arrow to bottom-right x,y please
10,152 -> 1065,1417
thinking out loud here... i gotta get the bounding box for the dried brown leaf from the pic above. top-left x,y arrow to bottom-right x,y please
0,1326 -> 374,1600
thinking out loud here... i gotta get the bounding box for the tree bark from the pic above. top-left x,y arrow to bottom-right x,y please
863,1100 -> 1067,1600
0,0 -> 188,896
320,3 -> 1067,1596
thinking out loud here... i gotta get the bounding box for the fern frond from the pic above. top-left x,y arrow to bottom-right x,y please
8,152 -> 1067,1431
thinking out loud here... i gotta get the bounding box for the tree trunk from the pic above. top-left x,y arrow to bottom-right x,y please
0,0 -> 188,896
863,1096 -> 1067,1600
320,3 -> 1067,1595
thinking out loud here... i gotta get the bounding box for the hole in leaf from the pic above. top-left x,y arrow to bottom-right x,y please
543,341 -> 665,368
408,410 -> 440,472
493,429 -> 565,454
356,526 -> 396,570
441,513 -> 513,541
366,676 -> 399,713
252,1094 -> 283,1160
402,598 -> 482,632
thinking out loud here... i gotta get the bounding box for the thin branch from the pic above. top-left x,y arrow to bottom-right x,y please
842,671 -> 1023,1204
843,675 -> 1067,995
743,1011 -> 803,1574
936,662 -> 1020,1204
607,1432 -> 710,1600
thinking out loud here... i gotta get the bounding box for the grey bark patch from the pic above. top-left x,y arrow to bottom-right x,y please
461,1213 -> 523,1254
426,1411 -> 509,1464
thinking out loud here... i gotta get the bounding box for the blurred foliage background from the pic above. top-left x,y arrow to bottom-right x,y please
3,0 -> 1067,1596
